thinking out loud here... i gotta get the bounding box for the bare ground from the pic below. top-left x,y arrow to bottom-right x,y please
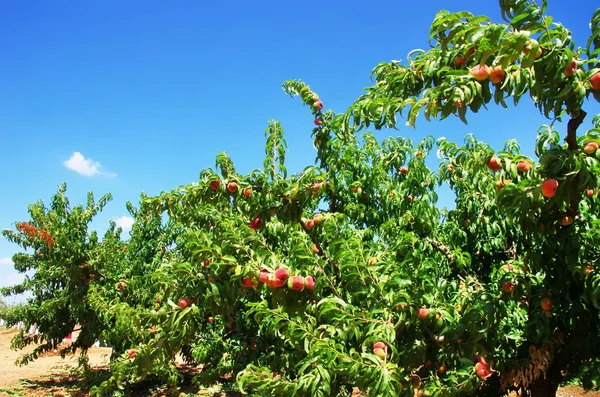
0,327 -> 598,396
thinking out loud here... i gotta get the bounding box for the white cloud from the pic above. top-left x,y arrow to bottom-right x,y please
0,257 -> 12,266
114,216 -> 134,231
63,152 -> 116,177
0,272 -> 24,288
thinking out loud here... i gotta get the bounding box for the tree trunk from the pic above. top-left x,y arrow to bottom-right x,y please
527,357 -> 563,397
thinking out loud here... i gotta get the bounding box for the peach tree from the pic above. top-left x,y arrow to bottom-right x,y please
2,1 -> 600,396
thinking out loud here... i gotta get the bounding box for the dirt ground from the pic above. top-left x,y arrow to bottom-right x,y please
0,327 -> 598,396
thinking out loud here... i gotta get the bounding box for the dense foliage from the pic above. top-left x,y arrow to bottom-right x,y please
2,1 -> 600,396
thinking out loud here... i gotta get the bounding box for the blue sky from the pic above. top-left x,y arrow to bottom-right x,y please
1,1 -> 599,302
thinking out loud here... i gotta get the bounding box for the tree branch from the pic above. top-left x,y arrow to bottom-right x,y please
565,110 -> 587,151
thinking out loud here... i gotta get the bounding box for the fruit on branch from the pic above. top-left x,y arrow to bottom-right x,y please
586,189 -> 594,198
243,187 -> 251,197
517,161 -> 532,172
313,213 -> 324,224
560,216 -> 574,226
564,60 -> 577,77
496,179 -> 512,191
400,166 -> 408,175
418,307 -> 429,320
288,276 -> 305,291
305,218 -> 315,230
373,342 -> 387,359
591,72 -> 600,90
541,298 -> 553,311
312,243 -> 320,253
274,268 -> 290,283
259,270 -> 270,283
177,298 -> 192,309
203,258 -> 210,267
208,316 -> 214,323
470,64 -> 491,81
304,276 -> 315,290
502,281 -> 515,293
128,349 -> 137,359
541,179 -> 559,198
584,142 -> 598,154
475,358 -> 492,379
249,217 -> 263,230
488,65 -> 505,84
227,182 -> 238,193
242,277 -> 258,288
438,365 -> 447,374
210,180 -> 220,190
314,119 -> 322,126
314,100 -> 323,110
454,57 -> 465,67
313,182 -> 323,191
487,156 -> 502,172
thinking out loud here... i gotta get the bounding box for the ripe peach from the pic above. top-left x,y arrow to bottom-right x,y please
400,166 -> 408,175
586,189 -> 594,198
313,213 -> 324,224
288,276 -> 305,291
305,219 -> 315,230
591,72 -> 600,90
417,307 -> 429,320
470,64 -> 491,81
314,119 -> 323,126
584,143 -> 597,155
502,281 -> 514,293
249,217 -> 263,230
274,267 -> 290,283
564,60 -> 577,77
487,156 -> 502,171
210,180 -> 220,190
541,179 -> 559,198
475,361 -> 492,379
304,276 -> 315,290
517,161 -> 531,172
227,182 -> 238,193
177,298 -> 192,309
242,277 -> 258,288
243,187 -> 251,197
488,65 -> 505,84
541,298 -> 552,311
259,270 -> 270,283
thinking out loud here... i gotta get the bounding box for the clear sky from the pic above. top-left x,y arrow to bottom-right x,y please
1,0 -> 599,302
